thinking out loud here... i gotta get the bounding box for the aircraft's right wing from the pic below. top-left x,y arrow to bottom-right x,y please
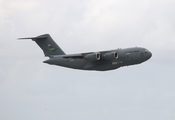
58,50 -> 117,62
62,50 -> 116,61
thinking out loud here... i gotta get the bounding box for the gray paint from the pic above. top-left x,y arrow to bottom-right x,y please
20,34 -> 152,71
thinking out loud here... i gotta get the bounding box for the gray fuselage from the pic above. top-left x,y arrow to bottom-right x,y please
44,47 -> 152,71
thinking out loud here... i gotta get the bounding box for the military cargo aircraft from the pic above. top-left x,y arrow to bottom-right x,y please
19,34 -> 152,71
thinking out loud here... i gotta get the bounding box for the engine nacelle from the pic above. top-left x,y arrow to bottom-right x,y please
102,52 -> 118,60
84,53 -> 101,61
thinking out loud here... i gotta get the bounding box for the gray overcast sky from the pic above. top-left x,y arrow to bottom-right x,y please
0,0 -> 175,120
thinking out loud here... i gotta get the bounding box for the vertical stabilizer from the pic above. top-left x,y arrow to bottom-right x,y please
19,34 -> 65,57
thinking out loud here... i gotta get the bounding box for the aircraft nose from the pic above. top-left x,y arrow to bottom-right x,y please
148,51 -> 152,59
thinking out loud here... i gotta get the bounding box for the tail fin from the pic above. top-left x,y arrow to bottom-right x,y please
19,34 -> 65,57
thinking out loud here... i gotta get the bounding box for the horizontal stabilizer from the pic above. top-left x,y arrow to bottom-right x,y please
18,34 -> 48,40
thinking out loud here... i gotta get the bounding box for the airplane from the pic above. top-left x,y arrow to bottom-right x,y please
19,34 -> 152,71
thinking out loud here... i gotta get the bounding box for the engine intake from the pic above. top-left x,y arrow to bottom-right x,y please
84,53 -> 101,61
103,52 -> 118,60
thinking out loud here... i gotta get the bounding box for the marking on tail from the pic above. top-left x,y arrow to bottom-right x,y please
19,34 -> 65,57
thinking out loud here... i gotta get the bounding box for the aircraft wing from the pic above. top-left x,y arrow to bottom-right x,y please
62,51 -> 99,59
62,50 -> 115,61
54,49 -> 117,62
63,55 -> 84,59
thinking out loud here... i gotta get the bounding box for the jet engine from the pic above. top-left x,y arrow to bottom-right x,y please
84,53 -> 101,61
102,52 -> 118,60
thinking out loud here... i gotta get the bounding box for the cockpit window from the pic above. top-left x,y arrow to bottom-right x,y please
140,49 -> 145,53
140,49 -> 148,54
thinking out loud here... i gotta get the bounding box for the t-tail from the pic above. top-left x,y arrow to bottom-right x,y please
19,34 -> 65,57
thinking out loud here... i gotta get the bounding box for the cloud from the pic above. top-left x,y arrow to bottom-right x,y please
1,0 -> 175,120
8,0 -> 41,11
